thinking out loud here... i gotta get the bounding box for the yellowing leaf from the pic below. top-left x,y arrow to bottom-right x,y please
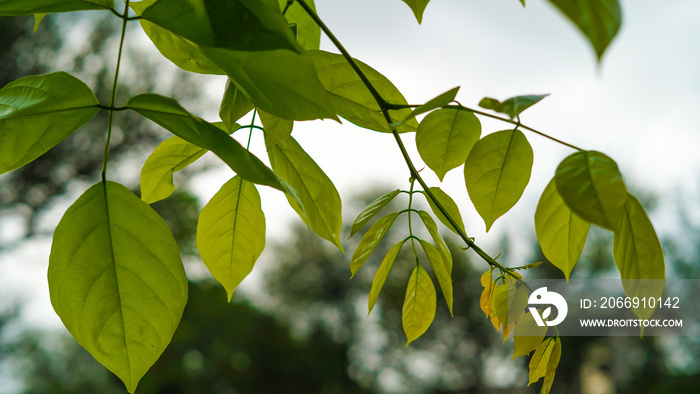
419,240 -> 453,316
197,176 -> 266,301
403,264 -> 436,346
140,136 -> 206,204
535,178 -> 590,281
513,311 -> 547,359
479,270 -> 494,317
368,240 -> 404,315
350,212 -> 400,277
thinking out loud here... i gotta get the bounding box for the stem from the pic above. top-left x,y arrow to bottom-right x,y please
247,109 -> 258,150
407,179 -> 420,267
101,0 -> 130,183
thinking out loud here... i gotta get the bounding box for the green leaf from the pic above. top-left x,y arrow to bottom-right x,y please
416,107 -> 481,181
33,13 -> 45,31
614,194 -> 665,320
219,80 -> 254,131
130,0 -> 224,75
528,336 -> 561,392
478,94 -> 548,120
127,94 -> 285,192
307,50 -> 417,133
419,239 -> 453,316
555,150 -> 627,231
278,0 -> 320,50
350,189 -> 401,238
513,311 -> 547,359
400,0 -> 430,24
258,109 -> 293,149
464,129 -> 534,231
547,0 -> 621,60
534,178 -> 590,281
403,264 -> 436,346
48,181 -> 187,394
423,187 -> 466,236
368,240 -> 404,315
417,210 -> 452,275
0,72 -> 99,175
492,280 -> 529,325
0,0 -> 112,15
197,176 -> 266,301
350,212 -> 401,277
140,136 -> 207,204
399,86 -> 459,123
267,135 -> 343,251
139,0 -> 301,53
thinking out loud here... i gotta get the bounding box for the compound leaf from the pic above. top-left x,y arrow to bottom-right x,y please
547,0 -> 621,60
416,108 -> 481,181
400,0 -> 430,24
48,181 -> 187,394
465,129 -> 533,231
0,72 -> 99,175
350,212 -> 400,277
350,189 -> 401,238
368,240 -> 404,315
534,177 -> 590,281
419,239 -> 453,315
402,264 -> 436,346
0,0 -> 112,15
197,176 -> 265,301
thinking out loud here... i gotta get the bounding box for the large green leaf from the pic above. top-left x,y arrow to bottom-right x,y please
0,72 -> 99,175
127,94 -> 285,192
464,129 -> 534,231
417,210 -> 452,275
139,0 -> 300,53
555,150 -> 627,231
534,178 -> 590,281
0,0 -> 112,15
419,239 -> 453,315
423,187 -> 466,236
368,240 -> 404,315
219,80 -> 254,131
416,107 -> 481,181
350,212 -> 401,277
130,0 -> 224,75
400,0 -> 430,24
478,94 -> 548,120
278,0 -> 320,50
547,0 -> 621,60
267,135 -> 343,251
402,264 -> 436,346
350,189 -> 401,238
48,181 -> 187,394
197,176 -> 266,301
307,50 -> 417,133
613,194 -> 665,320
258,109 -> 293,149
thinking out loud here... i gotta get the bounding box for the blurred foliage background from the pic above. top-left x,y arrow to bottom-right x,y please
2,9 -> 700,394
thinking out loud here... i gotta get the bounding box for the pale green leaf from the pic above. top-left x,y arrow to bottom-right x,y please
0,0 -> 112,15
464,129 -> 534,231
307,50 -> 417,133
417,210 -> 452,275
547,0 -> 621,60
528,336 -> 561,390
350,212 -> 400,277
219,80 -> 254,131
140,136 -> 206,204
197,176 -> 265,301
0,72 -> 99,175
416,107 -> 481,180
614,194 -> 665,320
278,0 -> 320,50
555,150 -> 627,231
350,189 -> 401,238
492,280 -> 529,325
419,240 -> 453,315
400,0 -> 430,24
48,181 -> 187,394
368,240 -> 404,315
423,187 -> 466,236
478,94 -> 548,120
534,178 -> 590,281
541,336 -> 562,394
513,311 -> 547,359
403,264 -> 436,345
267,135 -> 343,251
258,109 -> 293,149
399,86 -> 459,124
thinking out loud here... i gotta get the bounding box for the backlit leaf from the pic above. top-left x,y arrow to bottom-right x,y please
513,311 -> 547,359
555,150 -> 627,231
419,240 -> 453,315
478,94 -> 548,120
267,135 -> 343,251
0,72 -> 99,175
528,336 -> 561,391
547,0 -> 621,60
417,210 -> 452,274
479,269 -> 495,318
219,80 -> 254,131
400,86 -> 459,123
416,108 -> 481,181
350,189 -> 401,238
402,264 -> 436,346
492,280 -> 529,326
197,176 -> 265,301
350,212 -> 400,277
258,109 -> 293,149
307,50 -> 417,133
48,181 -> 187,394
278,0 -> 320,50
400,0 -> 430,24
368,240 -> 404,315
465,129 -> 533,231
423,187 -> 466,236
534,178 -> 590,281
0,0 -> 112,15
